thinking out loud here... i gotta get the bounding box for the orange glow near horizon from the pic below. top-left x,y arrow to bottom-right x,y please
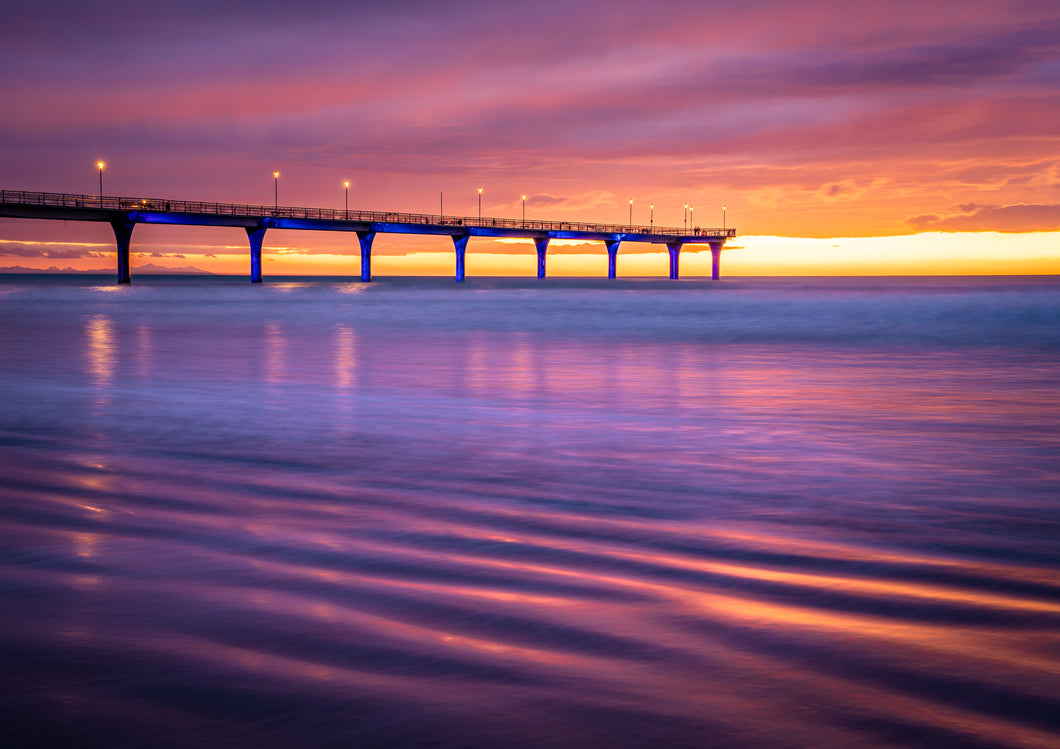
5,230 -> 1057,277
170,237 -> 1060,277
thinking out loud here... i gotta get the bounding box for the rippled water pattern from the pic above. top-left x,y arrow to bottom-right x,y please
1,276 -> 1058,748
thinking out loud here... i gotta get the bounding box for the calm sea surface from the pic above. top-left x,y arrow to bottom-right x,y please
1,275 -> 1058,748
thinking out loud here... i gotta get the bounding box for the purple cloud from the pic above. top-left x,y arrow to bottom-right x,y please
909,204 -> 1060,232
0,244 -> 105,259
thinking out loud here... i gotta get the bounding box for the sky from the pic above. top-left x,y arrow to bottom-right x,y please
2,0 -> 1059,276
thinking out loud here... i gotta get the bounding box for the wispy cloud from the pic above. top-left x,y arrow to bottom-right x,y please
909,204 -> 1060,232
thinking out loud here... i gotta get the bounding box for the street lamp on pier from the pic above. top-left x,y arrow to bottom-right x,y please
96,162 -> 104,202
478,187 -> 482,220
522,194 -> 526,224
683,203 -> 688,231
274,171 -> 279,209
689,205 -> 694,232
723,204 -> 727,231
650,203 -> 654,230
629,198 -> 633,229
344,181 -> 350,219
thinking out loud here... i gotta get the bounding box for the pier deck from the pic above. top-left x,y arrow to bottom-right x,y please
0,189 -> 735,283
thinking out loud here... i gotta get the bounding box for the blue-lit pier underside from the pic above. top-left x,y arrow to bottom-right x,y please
0,190 -> 736,284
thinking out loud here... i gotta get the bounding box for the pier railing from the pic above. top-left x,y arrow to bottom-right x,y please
0,189 -> 736,239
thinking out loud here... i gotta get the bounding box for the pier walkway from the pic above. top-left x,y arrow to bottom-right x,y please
0,189 -> 736,284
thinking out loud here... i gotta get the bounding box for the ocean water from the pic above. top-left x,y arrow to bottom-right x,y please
0,274 -> 1058,748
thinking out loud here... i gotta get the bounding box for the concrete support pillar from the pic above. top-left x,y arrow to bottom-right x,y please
246,225 -> 266,283
605,240 -> 620,279
710,242 -> 723,280
358,232 -> 375,282
535,237 -> 549,279
453,234 -> 470,282
111,219 -> 135,284
668,242 -> 682,280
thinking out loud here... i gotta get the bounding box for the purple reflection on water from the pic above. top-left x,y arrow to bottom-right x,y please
0,275 -> 1058,748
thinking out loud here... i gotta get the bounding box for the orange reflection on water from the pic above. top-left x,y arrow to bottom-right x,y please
135,323 -> 152,379
333,283 -> 367,295
180,545 -> 1059,740
73,532 -> 99,559
263,321 -> 285,387
705,614 -> 1060,749
264,514 -> 1060,671
701,526 -> 1060,588
465,331 -> 490,395
507,331 -> 537,400
184,582 -> 610,676
333,323 -> 356,389
609,548 -> 1060,615
153,627 -> 510,702
85,314 -> 114,389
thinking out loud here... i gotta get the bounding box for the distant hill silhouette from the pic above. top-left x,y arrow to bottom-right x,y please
0,263 -> 212,274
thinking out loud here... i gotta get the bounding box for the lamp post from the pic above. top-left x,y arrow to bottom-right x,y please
689,205 -> 694,232
522,194 -> 526,224
629,198 -> 633,229
96,161 -> 104,202
344,181 -> 350,219
650,203 -> 654,230
478,187 -> 482,220
723,204 -> 727,231
274,171 -> 279,209
683,203 -> 688,231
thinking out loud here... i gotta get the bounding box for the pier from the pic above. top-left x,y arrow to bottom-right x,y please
0,189 -> 735,283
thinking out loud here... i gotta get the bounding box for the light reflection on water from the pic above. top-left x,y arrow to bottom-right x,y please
85,313 -> 114,389
333,323 -> 356,390
333,322 -> 357,433
135,322 -> 152,380
264,319 -> 286,386
0,276 -> 1058,748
